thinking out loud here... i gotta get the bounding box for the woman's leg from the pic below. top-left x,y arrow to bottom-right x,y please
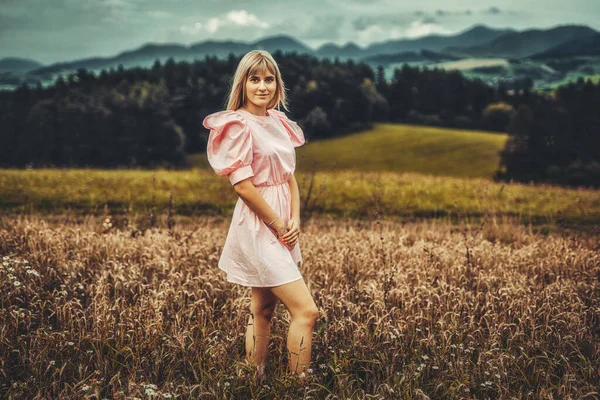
246,286 -> 278,372
270,278 -> 319,376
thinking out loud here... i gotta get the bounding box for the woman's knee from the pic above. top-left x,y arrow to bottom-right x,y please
295,305 -> 319,325
251,302 -> 277,320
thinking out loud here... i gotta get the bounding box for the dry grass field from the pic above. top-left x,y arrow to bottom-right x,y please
1,210 -> 599,399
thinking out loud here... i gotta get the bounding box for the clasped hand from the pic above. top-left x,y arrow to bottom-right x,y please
273,218 -> 300,250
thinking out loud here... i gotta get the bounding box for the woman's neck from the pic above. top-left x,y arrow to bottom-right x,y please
241,103 -> 267,116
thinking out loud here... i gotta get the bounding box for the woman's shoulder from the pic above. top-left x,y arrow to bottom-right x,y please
203,109 -> 248,132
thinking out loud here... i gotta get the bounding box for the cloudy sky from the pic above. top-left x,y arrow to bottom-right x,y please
1,0 -> 599,65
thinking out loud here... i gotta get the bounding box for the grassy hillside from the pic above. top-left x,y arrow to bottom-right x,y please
1,169 -> 598,226
190,123 -> 509,179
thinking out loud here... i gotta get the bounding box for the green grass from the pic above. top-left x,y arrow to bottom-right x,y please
1,168 -> 598,226
190,123 -> 509,179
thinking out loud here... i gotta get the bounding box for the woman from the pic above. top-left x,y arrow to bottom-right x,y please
202,50 -> 319,380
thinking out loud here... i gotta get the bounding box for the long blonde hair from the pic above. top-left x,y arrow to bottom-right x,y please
226,50 -> 289,112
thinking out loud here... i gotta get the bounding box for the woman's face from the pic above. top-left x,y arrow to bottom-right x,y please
245,70 -> 277,109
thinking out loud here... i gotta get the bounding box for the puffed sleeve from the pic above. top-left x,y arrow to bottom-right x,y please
203,110 -> 254,186
270,109 -> 306,148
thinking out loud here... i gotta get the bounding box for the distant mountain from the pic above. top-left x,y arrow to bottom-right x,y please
29,35 -> 313,78
445,25 -> 599,59
20,26 -> 509,83
529,33 -> 600,58
253,35 -> 313,54
3,23 -> 600,92
315,42 -> 363,59
0,57 -> 44,73
362,25 -> 515,58
8,25 -> 516,80
363,49 -> 461,64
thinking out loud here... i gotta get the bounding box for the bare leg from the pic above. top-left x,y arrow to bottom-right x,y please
270,278 -> 319,376
246,287 -> 278,375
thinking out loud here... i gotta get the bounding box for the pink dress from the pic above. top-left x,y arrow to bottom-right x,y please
203,108 -> 306,287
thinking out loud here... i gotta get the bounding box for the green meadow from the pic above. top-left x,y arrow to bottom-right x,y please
190,123 -> 509,179
1,168 -> 598,226
1,123 -> 598,226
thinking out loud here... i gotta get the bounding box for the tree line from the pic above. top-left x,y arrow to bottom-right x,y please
0,51 -> 598,187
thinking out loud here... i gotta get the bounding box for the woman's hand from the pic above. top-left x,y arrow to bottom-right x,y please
280,217 -> 300,250
268,218 -> 288,242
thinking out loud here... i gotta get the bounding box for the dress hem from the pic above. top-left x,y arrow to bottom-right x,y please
218,264 -> 304,288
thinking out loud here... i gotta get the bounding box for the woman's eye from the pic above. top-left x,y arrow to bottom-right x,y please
249,77 -> 274,82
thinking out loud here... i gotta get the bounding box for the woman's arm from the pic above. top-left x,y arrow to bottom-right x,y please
289,174 -> 301,223
233,179 -> 287,235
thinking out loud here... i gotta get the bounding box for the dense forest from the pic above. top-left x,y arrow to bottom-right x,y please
0,51 -> 598,187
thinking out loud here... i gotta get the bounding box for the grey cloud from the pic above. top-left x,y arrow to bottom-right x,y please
485,6 -> 502,14
351,13 -> 415,30
352,16 -> 373,31
422,16 -> 439,24
303,15 -> 344,40
418,9 -> 474,18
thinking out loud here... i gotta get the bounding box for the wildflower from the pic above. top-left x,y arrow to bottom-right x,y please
2,261 -> 8,266
319,364 -> 326,370
2,256 -> 8,260
13,281 -> 21,287
495,374 -> 501,379
81,384 -> 90,392
26,269 -> 40,276
67,342 -> 75,346
162,394 -> 172,399
224,382 -> 230,387
334,368 -> 340,373
422,355 -> 429,361
145,388 -> 156,396
50,360 -> 56,365
307,368 -> 313,374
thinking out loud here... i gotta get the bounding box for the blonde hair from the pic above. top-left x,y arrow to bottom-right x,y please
226,50 -> 289,112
